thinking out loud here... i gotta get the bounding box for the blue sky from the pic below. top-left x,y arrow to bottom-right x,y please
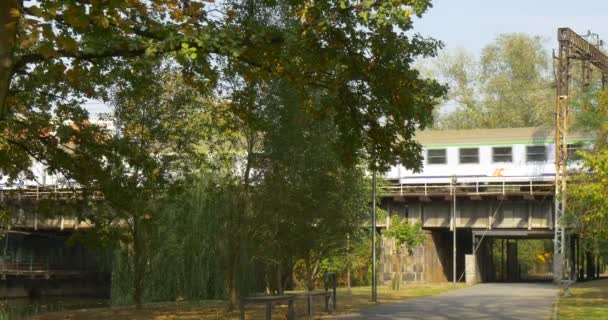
413,0 -> 608,53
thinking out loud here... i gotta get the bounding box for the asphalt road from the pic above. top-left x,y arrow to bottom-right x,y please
339,283 -> 558,320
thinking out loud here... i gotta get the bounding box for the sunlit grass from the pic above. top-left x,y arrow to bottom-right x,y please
32,283 -> 466,320
558,278 -> 608,320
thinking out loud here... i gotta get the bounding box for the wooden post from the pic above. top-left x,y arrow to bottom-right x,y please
265,302 -> 272,320
307,295 -> 313,320
288,298 -> 295,320
332,277 -> 337,311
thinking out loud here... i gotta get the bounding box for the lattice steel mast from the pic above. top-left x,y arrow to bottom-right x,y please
554,28 -> 608,282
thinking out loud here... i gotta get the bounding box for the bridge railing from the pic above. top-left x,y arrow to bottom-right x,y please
0,258 -> 99,277
0,186 -> 100,202
383,178 -> 554,197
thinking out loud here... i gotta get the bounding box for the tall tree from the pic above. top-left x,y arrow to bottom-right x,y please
431,33 -> 554,129
252,80 -> 370,292
567,89 -> 608,259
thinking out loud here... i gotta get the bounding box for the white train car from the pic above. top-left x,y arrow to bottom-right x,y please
385,127 -> 593,185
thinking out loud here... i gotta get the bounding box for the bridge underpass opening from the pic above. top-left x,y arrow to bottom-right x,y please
473,231 -> 554,283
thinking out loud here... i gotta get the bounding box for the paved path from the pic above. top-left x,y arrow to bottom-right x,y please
341,283 -> 558,320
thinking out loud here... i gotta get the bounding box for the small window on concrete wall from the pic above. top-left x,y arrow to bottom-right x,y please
526,145 -> 547,162
427,149 -> 447,164
492,147 -> 513,162
459,148 -> 479,164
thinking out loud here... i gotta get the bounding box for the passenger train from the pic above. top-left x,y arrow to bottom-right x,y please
385,127 -> 594,185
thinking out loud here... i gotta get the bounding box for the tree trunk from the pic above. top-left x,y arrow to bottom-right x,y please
0,0 -> 20,117
305,257 -> 319,291
227,248 -> 240,310
347,265 -> 351,295
346,235 -> 352,295
228,272 -> 238,309
132,217 -> 144,309
305,258 -> 314,291
276,263 -> 283,295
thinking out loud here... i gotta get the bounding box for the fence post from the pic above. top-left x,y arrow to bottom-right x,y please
288,298 -> 295,320
265,302 -> 272,320
332,273 -> 337,310
239,301 -> 245,320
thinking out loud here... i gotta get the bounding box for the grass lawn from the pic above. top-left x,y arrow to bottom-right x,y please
31,283 -> 466,320
559,278 -> 608,320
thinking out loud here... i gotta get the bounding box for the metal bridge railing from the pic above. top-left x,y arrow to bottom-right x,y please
0,258 -> 98,278
0,186 -> 99,202
383,179 -> 554,197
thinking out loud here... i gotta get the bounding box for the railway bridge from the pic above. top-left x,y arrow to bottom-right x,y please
378,127 -> 605,285
0,186 -> 109,298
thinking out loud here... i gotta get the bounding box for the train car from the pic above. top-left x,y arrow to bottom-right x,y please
385,126 -> 593,185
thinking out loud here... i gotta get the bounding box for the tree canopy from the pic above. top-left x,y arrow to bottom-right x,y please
567,89 -> 608,258
2,0 -> 446,175
426,33 -> 554,129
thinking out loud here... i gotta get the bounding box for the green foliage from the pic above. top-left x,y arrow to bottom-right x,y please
568,89 -> 608,258
250,79 -> 372,291
111,169 -> 257,305
384,215 -> 425,255
376,207 -> 389,223
1,0 -> 448,308
427,33 -> 554,129
2,0 -> 445,178
383,215 -> 424,291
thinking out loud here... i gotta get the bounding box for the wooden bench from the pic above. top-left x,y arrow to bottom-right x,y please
239,272 -> 337,320
294,291 -> 334,320
239,295 -> 295,320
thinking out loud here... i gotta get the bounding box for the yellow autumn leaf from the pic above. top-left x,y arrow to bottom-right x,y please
9,8 -> 21,18
100,17 -> 110,29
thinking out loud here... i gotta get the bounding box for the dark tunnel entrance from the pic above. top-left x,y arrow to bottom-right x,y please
473,230 -> 554,282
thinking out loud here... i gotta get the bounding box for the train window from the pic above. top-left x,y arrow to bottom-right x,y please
567,143 -> 591,161
459,148 -> 479,164
492,147 -> 512,162
526,145 -> 547,162
427,149 -> 447,164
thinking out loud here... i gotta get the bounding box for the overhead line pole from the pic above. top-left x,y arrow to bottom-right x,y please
554,27 -> 608,282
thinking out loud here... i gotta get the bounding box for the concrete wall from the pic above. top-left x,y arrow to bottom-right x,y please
380,230 -> 452,284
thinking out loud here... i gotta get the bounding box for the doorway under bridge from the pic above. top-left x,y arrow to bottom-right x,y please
472,230 -> 554,282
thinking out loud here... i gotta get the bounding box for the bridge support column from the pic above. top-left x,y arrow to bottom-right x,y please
554,253 -> 564,283
465,254 -> 479,284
